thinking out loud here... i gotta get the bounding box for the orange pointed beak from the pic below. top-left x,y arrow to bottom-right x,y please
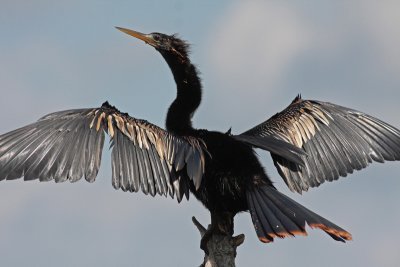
115,27 -> 158,47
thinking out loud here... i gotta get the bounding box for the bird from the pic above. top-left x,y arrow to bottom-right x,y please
1,26 -> 400,250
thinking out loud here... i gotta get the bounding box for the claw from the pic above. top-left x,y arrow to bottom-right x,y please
200,225 -> 215,255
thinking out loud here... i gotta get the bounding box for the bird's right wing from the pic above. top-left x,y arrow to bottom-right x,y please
0,102 -> 207,202
237,95 -> 400,193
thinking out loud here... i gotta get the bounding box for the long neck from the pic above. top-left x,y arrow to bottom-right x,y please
163,52 -> 202,135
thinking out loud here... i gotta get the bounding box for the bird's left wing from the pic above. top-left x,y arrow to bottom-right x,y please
237,95 -> 400,193
0,102 -> 206,202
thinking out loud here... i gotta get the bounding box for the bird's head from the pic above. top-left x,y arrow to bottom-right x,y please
116,27 -> 190,62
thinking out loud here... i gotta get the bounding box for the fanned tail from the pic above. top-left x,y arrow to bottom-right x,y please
246,185 -> 352,243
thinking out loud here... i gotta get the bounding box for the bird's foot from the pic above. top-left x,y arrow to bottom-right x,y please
192,216 -> 214,255
200,224 -> 214,255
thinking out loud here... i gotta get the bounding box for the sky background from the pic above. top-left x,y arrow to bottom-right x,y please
1,1 -> 400,266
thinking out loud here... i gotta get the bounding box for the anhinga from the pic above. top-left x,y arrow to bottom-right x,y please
1,27 -> 400,250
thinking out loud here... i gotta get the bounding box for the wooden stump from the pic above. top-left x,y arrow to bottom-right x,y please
192,216 -> 245,267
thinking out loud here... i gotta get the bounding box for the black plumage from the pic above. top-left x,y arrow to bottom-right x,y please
1,27 -> 400,246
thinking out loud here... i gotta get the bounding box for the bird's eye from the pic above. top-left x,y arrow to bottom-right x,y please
152,35 -> 160,41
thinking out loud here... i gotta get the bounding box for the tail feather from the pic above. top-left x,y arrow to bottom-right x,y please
259,187 -> 307,234
247,193 -> 273,242
254,189 -> 302,238
247,186 -> 352,243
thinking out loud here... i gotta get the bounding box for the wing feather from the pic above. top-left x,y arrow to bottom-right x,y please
0,102 -> 207,201
240,95 -> 400,193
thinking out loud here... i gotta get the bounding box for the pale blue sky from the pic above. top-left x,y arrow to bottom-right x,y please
1,1 -> 400,266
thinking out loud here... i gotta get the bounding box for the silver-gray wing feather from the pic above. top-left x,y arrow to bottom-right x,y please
239,95 -> 400,193
0,102 -> 207,202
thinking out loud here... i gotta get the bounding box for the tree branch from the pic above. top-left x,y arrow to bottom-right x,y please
192,216 -> 245,267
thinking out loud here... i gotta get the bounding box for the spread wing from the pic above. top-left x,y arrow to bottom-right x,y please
0,102 -> 207,202
239,95 -> 400,193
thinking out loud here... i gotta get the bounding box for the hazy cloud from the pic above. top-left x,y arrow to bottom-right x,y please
208,1 -> 313,95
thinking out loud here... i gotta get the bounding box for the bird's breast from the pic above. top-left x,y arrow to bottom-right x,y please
191,130 -> 268,213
